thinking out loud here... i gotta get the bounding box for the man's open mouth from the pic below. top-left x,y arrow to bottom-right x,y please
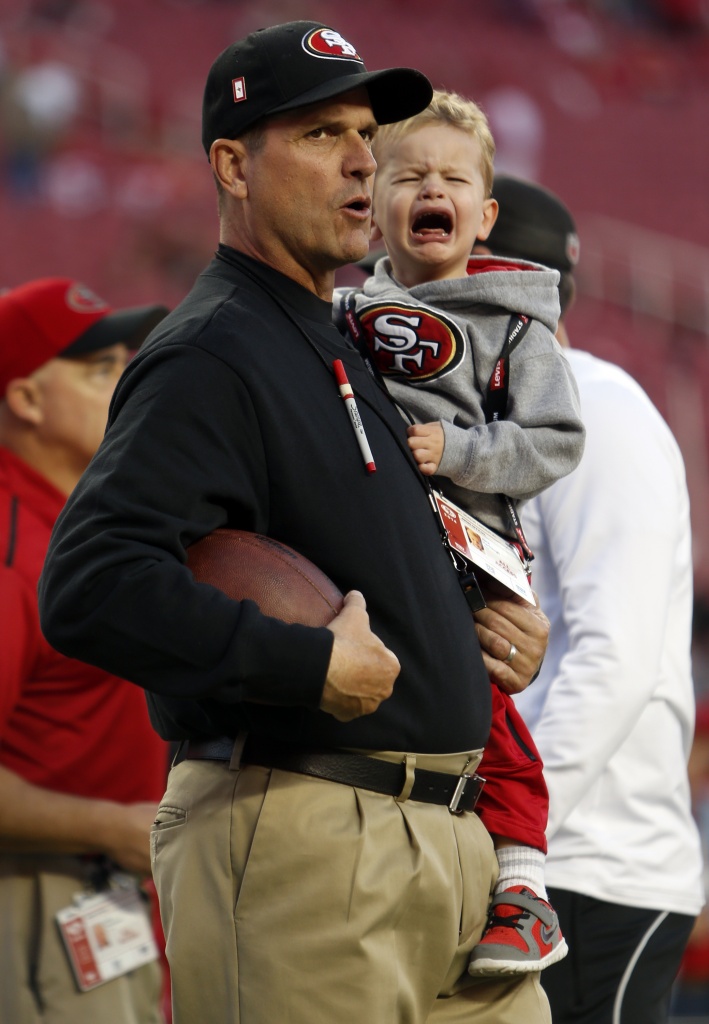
412,211 -> 452,237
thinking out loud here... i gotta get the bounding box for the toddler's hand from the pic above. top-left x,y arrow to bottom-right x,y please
407,421 -> 445,475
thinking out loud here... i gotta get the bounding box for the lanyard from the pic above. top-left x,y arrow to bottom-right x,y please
341,292 -> 535,577
483,313 -> 535,564
483,314 -> 531,423
339,290 -> 389,393
215,258 -> 428,496
285,285 -> 484,604
339,289 -> 487,610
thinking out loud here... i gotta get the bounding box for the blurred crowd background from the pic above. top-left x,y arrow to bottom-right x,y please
0,0 -> 707,1017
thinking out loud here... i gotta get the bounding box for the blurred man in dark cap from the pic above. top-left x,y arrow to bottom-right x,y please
480,176 -> 704,1024
0,277 -> 169,1023
476,175 -> 579,344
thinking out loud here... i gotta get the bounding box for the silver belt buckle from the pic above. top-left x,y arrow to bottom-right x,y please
449,772 -> 472,814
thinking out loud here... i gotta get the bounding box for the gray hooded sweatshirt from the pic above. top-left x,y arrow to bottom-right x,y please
337,254 -> 584,538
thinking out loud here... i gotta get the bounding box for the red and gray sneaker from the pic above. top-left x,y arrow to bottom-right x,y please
467,885 -> 569,976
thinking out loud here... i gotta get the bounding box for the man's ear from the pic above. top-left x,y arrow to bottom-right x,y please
210,138 -> 249,199
476,198 -> 499,243
4,378 -> 43,425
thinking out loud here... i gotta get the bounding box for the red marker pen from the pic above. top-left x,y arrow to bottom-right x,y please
332,359 -> 376,474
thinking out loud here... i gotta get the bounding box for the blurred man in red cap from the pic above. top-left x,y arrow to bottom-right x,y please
0,278 -> 169,1023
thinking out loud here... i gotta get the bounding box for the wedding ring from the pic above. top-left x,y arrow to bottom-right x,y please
504,643 -> 517,665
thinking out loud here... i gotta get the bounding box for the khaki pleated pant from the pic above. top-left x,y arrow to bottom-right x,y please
0,854 -> 163,1024
152,748 -> 550,1024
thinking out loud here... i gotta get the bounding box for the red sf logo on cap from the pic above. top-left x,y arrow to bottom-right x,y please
566,231 -> 580,267
359,302 -> 465,382
65,283 -> 110,315
303,29 -> 362,62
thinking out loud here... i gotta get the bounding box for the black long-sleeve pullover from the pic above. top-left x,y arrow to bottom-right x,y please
39,248 -> 491,752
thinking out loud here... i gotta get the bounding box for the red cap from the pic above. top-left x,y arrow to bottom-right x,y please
0,278 -> 169,396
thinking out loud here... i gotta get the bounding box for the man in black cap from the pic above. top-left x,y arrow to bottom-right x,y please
39,25 -> 551,1024
0,278 -> 169,1023
481,177 -> 704,1023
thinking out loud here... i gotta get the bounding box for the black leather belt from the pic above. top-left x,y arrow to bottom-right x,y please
178,735 -> 485,815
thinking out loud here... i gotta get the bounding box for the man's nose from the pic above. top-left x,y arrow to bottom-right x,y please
345,132 -> 377,178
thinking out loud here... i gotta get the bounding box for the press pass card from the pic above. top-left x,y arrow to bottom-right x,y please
433,490 -> 535,605
56,878 -> 158,991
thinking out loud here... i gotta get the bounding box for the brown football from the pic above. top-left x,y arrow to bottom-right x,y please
186,529 -> 344,627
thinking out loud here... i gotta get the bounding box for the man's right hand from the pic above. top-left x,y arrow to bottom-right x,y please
0,764 -> 158,876
102,802 -> 160,877
321,591 -> 400,722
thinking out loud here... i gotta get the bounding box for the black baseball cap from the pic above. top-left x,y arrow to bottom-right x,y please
202,21 -> 433,154
487,175 -> 580,273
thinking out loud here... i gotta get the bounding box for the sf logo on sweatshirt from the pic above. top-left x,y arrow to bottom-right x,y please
358,302 -> 465,382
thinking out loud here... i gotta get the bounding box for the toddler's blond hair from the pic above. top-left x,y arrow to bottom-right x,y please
373,90 -> 496,197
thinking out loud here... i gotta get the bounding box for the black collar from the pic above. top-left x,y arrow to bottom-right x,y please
215,245 -> 335,326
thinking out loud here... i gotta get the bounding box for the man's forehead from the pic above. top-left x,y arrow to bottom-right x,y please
267,86 -> 376,128
58,343 -> 129,365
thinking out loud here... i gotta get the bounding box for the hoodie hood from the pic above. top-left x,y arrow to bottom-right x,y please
364,253 -> 561,335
